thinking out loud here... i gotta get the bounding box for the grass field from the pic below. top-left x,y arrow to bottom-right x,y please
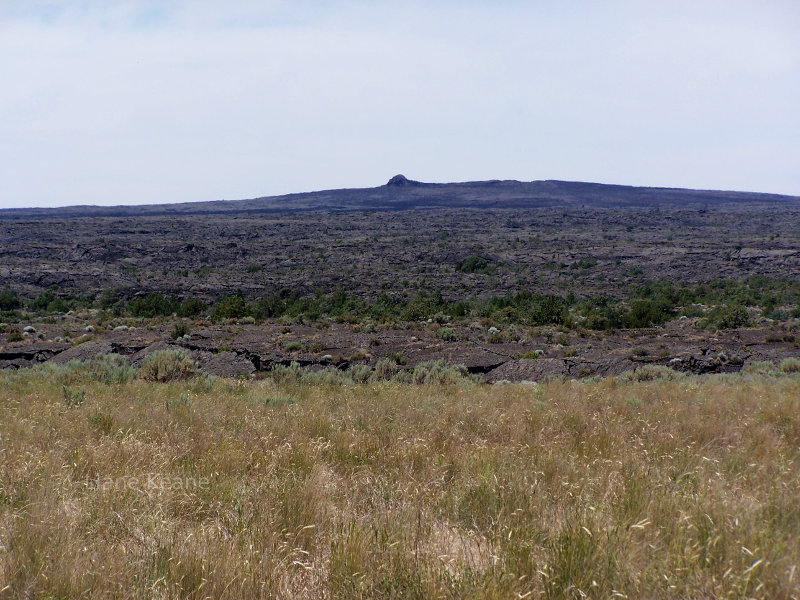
1,366 -> 799,599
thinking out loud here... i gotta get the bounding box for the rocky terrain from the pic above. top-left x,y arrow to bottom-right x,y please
2,176 -> 799,381
2,178 -> 799,302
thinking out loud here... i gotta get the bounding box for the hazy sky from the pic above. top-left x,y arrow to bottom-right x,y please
1,1 -> 799,208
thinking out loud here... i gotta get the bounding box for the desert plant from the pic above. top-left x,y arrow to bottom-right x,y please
177,297 -> 206,318
617,364 -> 684,382
372,357 -> 400,381
438,327 -> 457,341
455,256 -> 489,274
139,349 -> 199,382
62,384 -> 85,407
411,360 -> 472,385
259,394 -> 295,406
211,293 -> 246,321
82,354 -> 137,384
347,363 -> 372,383
0,288 -> 21,311
165,392 -> 191,410
780,357 -> 800,373
170,322 -> 191,340
271,361 -> 304,384
701,304 -> 751,330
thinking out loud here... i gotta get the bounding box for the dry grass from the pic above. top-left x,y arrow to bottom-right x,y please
1,368 -> 799,599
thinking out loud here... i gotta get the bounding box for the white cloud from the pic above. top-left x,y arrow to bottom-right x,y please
1,0 -> 799,207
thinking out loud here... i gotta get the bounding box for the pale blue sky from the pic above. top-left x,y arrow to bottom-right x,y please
1,1 -> 799,208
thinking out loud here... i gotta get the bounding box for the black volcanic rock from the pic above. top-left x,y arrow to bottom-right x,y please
386,174 -> 420,187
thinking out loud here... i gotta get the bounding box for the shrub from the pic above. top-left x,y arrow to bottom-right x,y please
0,288 -> 21,311
165,393 -> 190,410
412,360 -> 471,385
741,361 -> 778,376
259,395 -> 294,406
284,341 -> 302,352
533,295 -> 571,326
7,328 -> 24,342
178,298 -> 206,318
347,363 -> 372,383
62,385 -> 85,407
701,304 -> 751,330
211,294 -> 247,321
128,293 -> 179,318
780,357 -> 800,373
622,299 -> 674,328
617,365 -> 684,382
30,291 -> 69,313
139,349 -> 199,382
438,327 -> 456,341
349,349 -> 371,363
82,354 -> 137,384
456,256 -> 489,274
372,357 -> 400,381
171,322 -> 191,340
271,361 -> 304,384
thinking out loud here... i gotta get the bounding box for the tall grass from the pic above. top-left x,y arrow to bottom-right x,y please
1,369 -> 798,598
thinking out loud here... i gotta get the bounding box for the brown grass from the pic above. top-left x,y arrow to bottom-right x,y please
1,369 -> 799,599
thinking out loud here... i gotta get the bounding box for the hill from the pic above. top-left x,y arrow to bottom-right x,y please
2,176 -> 798,218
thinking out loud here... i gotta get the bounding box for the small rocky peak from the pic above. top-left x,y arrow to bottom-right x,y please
386,174 -> 416,186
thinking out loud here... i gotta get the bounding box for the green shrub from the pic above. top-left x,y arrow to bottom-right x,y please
211,294 -> 246,321
622,299 -> 674,328
741,361 -> 777,375
617,365 -> 684,382
139,349 -> 199,382
62,384 -> 85,407
347,363 -> 372,383
82,354 -> 137,384
780,357 -> 800,373
178,298 -> 206,318
372,357 -> 400,381
284,341 -> 302,352
438,327 -> 456,341
456,256 -> 489,274
412,360 -> 472,385
7,328 -> 24,342
165,393 -> 190,410
701,304 -> 751,330
259,395 -> 294,406
29,291 -> 69,313
171,322 -> 191,340
271,361 -> 304,384
0,288 -> 21,311
128,293 -> 179,318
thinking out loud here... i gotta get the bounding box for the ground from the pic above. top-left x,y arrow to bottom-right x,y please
1,369 -> 798,598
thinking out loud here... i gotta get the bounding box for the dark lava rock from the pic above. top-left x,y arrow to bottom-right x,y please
48,341 -> 116,365
1,342 -> 69,368
486,358 -> 569,383
667,354 -> 744,374
386,174 -> 420,186
0,342 -> 69,368
128,341 -> 178,367
437,347 -> 510,373
196,351 -> 256,377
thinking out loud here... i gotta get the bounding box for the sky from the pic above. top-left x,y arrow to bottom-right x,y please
1,1 -> 799,208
